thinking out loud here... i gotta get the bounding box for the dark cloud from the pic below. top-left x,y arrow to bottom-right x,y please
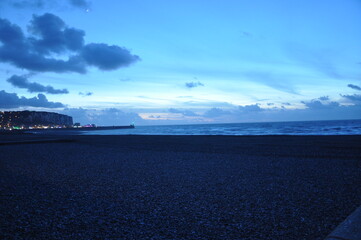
0,18 -> 24,45
0,0 -> 90,9
0,14 -> 139,74
347,84 -> 361,91
61,108 -> 143,126
185,81 -> 204,88
7,75 -> 69,94
200,100 -> 359,123
267,103 -> 275,106
29,13 -> 85,54
59,99 -> 361,125
81,43 -> 140,70
301,99 -> 340,109
1,0 -> 45,9
282,102 -> 291,106
203,108 -> 231,118
0,90 -> 65,108
168,108 -> 198,117
0,16 -> 86,73
94,108 -> 143,126
318,96 -> 329,101
341,94 -> 361,103
239,104 -> 263,112
60,107 -> 88,123
68,0 -> 90,8
168,108 -> 182,113
79,91 -> 93,96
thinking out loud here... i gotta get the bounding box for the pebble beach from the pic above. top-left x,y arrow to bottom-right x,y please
1,134 -> 361,239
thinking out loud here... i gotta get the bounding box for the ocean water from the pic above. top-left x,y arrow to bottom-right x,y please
82,119 -> 361,135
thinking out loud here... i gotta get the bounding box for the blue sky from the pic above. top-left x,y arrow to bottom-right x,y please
0,0 -> 360,125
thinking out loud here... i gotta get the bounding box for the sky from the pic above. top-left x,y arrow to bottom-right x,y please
0,0 -> 360,125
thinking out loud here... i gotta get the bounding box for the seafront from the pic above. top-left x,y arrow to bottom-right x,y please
1,134 -> 361,239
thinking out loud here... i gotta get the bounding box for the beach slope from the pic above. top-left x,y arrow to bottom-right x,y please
1,135 -> 360,239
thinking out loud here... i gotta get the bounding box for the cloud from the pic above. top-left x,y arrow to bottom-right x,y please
200,100 -> 359,123
239,104 -> 263,112
60,107 -> 88,124
341,94 -> 361,103
203,108 -> 231,118
284,43 -> 341,79
61,107 -> 144,125
1,0 -> 45,9
0,0 -> 91,9
29,13 -> 85,54
92,108 -> 144,126
301,99 -> 340,109
185,81 -> 204,88
267,103 -> 275,106
347,84 -> 361,91
243,71 -> 298,94
240,31 -> 252,38
168,108 -> 198,116
282,102 -> 291,106
68,0 -> 90,8
79,91 -> 93,96
183,100 -> 235,108
7,74 -> 69,94
260,105 -> 361,123
198,104 -> 265,122
149,115 -> 161,119
0,14 -> 139,74
59,98 -> 361,125
0,90 -> 65,108
0,18 -> 24,45
318,96 -> 329,101
81,43 -> 140,70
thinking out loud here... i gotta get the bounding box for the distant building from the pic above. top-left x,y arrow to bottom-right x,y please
0,111 -> 73,129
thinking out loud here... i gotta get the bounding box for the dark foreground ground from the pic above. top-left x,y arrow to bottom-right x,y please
1,134 -> 361,239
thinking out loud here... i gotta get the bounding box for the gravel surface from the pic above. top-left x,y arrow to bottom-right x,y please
1,135 -> 361,239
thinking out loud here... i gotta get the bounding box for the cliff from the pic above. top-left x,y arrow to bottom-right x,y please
0,111 -> 73,127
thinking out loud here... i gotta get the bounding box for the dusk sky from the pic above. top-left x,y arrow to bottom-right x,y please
0,0 -> 360,125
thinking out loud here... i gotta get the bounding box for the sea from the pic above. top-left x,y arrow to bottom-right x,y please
81,119 -> 361,136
